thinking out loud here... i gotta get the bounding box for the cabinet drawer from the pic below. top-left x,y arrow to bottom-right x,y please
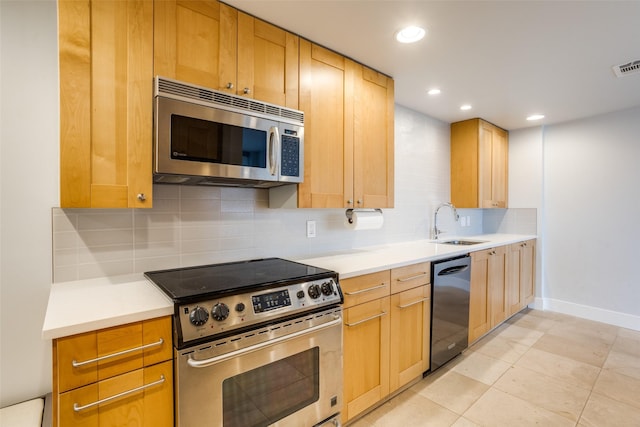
341,270 -> 390,308
58,360 -> 173,427
391,262 -> 430,294
55,316 -> 172,393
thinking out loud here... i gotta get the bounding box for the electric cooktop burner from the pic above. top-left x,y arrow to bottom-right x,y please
145,257 -> 336,302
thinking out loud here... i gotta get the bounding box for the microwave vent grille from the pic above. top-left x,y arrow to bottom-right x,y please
156,77 -> 304,125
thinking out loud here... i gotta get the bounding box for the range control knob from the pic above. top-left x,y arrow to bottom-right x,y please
296,290 -> 305,299
189,306 -> 209,326
321,281 -> 334,296
235,302 -> 246,312
308,284 -> 321,299
211,303 -> 230,321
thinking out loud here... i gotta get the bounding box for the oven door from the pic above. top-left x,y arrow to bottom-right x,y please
175,308 -> 343,427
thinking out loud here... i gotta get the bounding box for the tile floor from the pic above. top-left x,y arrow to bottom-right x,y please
349,308 -> 640,426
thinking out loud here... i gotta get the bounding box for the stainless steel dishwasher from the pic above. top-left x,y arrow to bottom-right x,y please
429,255 -> 471,372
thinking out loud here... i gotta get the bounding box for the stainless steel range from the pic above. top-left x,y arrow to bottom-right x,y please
145,258 -> 343,427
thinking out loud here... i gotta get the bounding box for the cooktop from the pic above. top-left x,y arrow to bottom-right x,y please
144,257 -> 337,302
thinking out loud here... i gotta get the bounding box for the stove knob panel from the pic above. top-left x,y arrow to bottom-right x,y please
308,284 -> 321,299
189,306 -> 209,326
212,303 -> 230,321
321,281 -> 334,296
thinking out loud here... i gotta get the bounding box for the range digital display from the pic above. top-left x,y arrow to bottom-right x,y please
252,290 -> 291,313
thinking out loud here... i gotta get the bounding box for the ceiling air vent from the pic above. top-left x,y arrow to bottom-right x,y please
612,60 -> 640,78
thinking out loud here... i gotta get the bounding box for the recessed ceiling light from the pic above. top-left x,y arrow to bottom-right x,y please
460,104 -> 472,111
395,26 -> 426,43
526,114 -> 545,121
427,88 -> 441,95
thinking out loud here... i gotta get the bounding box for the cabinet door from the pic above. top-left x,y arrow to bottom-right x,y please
342,297 -> 390,423
59,0 -> 153,208
237,14 -> 299,108
389,285 -> 430,392
353,64 -> 395,208
521,239 -> 536,306
488,245 -> 508,327
58,360 -> 173,427
469,250 -> 491,343
298,41 -> 352,208
507,239 -> 537,315
154,0 -> 237,92
479,120 -> 508,208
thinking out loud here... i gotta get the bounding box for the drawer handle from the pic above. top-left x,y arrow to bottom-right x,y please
73,375 -> 165,412
72,338 -> 164,368
398,297 -> 429,309
345,311 -> 387,327
396,272 -> 428,282
344,283 -> 387,296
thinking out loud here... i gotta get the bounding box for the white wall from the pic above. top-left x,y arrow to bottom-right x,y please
542,107 -> 640,328
0,0 -> 58,407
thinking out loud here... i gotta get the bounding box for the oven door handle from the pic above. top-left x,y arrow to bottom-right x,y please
187,315 -> 342,368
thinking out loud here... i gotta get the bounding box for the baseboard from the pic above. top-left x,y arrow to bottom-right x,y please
532,297 -> 640,331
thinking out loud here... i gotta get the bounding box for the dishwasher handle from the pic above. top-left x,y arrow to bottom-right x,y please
437,265 -> 470,276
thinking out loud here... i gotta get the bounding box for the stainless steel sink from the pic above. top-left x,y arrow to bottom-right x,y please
438,240 -> 487,246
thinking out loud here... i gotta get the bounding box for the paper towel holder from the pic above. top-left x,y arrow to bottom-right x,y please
346,208 -> 383,224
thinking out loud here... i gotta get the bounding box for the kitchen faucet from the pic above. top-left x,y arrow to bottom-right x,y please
431,202 -> 459,240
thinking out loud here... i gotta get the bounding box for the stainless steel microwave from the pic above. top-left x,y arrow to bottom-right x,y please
153,77 -> 304,188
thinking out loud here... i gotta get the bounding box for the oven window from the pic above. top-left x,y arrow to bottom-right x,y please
222,347 -> 320,427
171,115 -> 267,167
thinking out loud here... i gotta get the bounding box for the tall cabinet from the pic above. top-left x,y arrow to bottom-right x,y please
59,0 -> 153,208
451,118 -> 508,209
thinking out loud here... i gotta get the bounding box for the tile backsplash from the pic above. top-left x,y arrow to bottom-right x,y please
51,105 -> 537,283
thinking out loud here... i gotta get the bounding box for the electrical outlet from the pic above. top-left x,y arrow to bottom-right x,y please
306,220 -> 316,238
460,216 -> 467,227
466,216 -> 471,227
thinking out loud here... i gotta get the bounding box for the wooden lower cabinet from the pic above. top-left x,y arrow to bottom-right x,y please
343,296 -> 391,422
52,316 -> 174,426
507,239 -> 536,316
389,284 -> 430,392
58,360 -> 173,427
342,263 -> 431,424
470,240 -> 536,344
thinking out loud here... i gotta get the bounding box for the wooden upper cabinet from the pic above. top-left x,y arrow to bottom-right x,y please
298,41 -> 351,208
237,13 -> 299,108
154,0 -> 236,92
451,118 -> 508,209
353,63 -> 395,209
298,41 -> 394,209
59,0 -> 153,208
154,0 -> 299,107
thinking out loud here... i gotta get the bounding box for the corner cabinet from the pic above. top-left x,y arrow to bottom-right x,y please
58,0 -> 153,208
507,239 -> 536,316
297,41 -> 394,209
154,0 -> 299,108
451,118 -> 508,209
52,317 -> 173,427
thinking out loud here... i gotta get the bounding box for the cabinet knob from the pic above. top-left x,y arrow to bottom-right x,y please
243,87 -> 251,94
347,199 -> 353,205
226,82 -> 234,89
357,199 -> 362,205
137,193 -> 146,202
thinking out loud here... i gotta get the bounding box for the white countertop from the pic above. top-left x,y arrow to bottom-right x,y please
42,274 -> 174,340
295,234 -> 536,279
42,234 -> 535,340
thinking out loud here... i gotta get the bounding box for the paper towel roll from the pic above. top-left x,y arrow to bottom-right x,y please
345,210 -> 384,230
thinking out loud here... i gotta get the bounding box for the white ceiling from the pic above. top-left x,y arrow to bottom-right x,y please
224,0 -> 640,130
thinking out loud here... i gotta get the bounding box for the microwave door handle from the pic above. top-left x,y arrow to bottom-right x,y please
268,126 -> 279,176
